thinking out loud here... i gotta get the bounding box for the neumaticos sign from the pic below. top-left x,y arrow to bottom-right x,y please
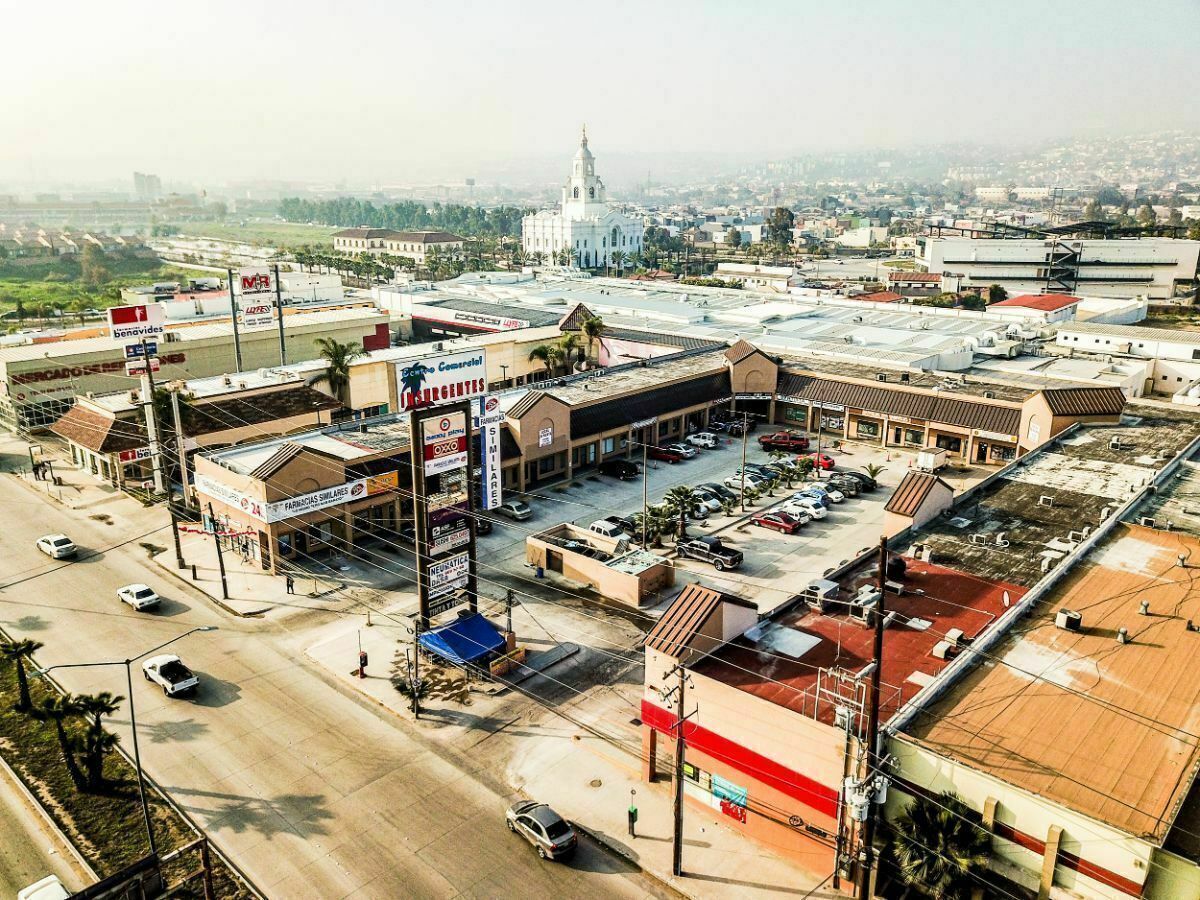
393,350 -> 487,412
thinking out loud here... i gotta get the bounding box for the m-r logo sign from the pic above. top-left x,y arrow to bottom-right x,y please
241,274 -> 271,292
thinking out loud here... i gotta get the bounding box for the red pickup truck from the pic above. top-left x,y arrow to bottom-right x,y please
758,431 -> 811,452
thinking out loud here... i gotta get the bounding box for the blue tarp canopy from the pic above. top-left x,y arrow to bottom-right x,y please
418,612 -> 505,666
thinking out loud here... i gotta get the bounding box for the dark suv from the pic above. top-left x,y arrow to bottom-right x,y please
677,535 -> 743,571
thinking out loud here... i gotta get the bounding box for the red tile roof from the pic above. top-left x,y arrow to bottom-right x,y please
856,291 -> 903,303
889,272 -> 940,283
990,293 -> 1080,312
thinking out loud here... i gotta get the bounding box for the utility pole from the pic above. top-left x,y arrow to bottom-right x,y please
857,536 -> 889,900
739,411 -> 749,512
206,503 -> 229,600
170,387 -> 191,510
663,662 -> 693,877
505,589 -> 515,635
139,338 -> 165,495
273,263 -> 287,366
411,618 -> 422,718
641,439 -> 649,548
226,268 -> 243,372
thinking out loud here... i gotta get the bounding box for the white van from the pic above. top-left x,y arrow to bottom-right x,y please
588,519 -> 626,539
686,432 -> 720,449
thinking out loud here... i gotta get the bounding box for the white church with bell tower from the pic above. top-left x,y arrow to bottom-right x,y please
522,128 -> 643,270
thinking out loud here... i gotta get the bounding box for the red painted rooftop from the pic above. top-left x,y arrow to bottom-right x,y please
856,291 -> 903,303
691,559 -> 1023,726
990,293 -> 1079,312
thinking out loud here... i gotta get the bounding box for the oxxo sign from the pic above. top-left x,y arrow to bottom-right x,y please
422,411 -> 468,476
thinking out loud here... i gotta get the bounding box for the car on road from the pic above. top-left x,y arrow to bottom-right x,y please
598,458 -> 640,480
805,453 -> 837,471
758,431 -> 811,452
750,511 -> 806,534
785,496 -> 828,519
665,442 -> 697,459
648,445 -> 686,464
142,654 -> 198,696
686,432 -> 720,449
724,472 -> 769,493
506,800 -> 578,860
495,500 -> 533,521
36,534 -> 77,559
117,583 -> 161,611
698,482 -> 739,503
474,515 -> 493,535
677,535 -> 743,571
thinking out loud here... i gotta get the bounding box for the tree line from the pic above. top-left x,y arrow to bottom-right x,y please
278,198 -> 529,237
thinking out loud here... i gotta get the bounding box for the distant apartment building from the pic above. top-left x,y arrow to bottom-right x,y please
331,228 -> 465,265
919,236 -> 1200,300
132,172 -> 161,201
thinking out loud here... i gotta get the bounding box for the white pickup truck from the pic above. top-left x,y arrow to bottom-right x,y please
142,655 -> 199,697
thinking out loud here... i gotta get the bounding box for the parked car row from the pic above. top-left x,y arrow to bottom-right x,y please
647,430 -> 724,464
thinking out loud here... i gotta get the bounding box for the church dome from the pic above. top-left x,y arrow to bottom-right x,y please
574,126 -> 594,161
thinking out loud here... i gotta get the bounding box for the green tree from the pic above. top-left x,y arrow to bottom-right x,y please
863,463 -> 886,482
795,456 -> 815,482
309,338 -> 366,405
546,344 -> 566,375
726,227 -> 742,249
1,638 -> 44,711
891,793 -> 991,900
527,344 -> 553,379
769,451 -> 795,488
1136,203 -> 1157,226
1167,207 -> 1183,226
559,332 -> 582,369
987,284 -> 1007,304
632,509 -> 669,548
80,243 -> 111,288
31,695 -> 86,790
766,207 -> 795,248
663,485 -> 697,539
610,249 -> 626,275
581,316 -> 607,364
75,691 -> 123,790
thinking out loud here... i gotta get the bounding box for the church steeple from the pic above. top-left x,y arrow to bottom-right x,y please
565,125 -> 604,210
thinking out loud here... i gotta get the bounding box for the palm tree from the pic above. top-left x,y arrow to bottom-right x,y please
864,463 -> 886,483
32,695 -> 86,790
70,294 -> 91,327
581,316 -> 606,365
527,344 -> 553,380
769,451 -> 795,488
309,337 -> 366,406
1,638 -> 44,711
632,509 -> 669,549
76,691 -> 123,789
795,456 -> 815,482
546,344 -> 566,376
559,333 -> 581,370
892,793 -> 991,900
663,485 -> 697,539
611,250 -> 626,276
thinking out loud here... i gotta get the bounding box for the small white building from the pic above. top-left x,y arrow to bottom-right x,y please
522,129 -> 643,270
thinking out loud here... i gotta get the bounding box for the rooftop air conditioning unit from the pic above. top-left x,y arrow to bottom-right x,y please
1055,609 -> 1082,631
1038,495 -> 1054,507
983,391 -> 995,399
876,373 -> 887,382
1140,516 -> 1156,528
900,372 -> 910,382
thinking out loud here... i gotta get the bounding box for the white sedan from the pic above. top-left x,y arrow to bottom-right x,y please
784,497 -> 828,519
809,482 -> 846,503
36,534 -> 77,559
117,583 -> 161,611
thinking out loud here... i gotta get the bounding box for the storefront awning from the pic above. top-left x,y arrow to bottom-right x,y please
418,612 -> 505,665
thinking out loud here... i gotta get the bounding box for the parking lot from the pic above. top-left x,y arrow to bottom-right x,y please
477,431 -> 922,615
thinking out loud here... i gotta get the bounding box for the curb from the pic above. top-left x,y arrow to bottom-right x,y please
0,752 -> 98,886
571,822 -> 690,899
151,554 -> 263,618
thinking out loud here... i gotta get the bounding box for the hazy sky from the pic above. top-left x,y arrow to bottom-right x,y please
5,0 -> 1199,187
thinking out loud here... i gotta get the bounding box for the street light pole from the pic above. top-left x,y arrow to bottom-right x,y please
35,626 -> 217,860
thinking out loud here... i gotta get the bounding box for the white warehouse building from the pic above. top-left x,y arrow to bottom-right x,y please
522,129 -> 642,270
919,236 -> 1200,300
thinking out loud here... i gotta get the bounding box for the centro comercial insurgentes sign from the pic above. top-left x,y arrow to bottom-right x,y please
393,350 -> 487,412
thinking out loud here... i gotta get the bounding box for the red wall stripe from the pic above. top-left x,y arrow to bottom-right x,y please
642,699 -> 839,817
892,776 -> 1145,898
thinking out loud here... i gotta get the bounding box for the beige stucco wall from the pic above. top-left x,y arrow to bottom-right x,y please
525,524 -> 674,607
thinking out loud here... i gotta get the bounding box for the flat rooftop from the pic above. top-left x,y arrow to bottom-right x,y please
692,559 -> 1019,728
779,356 -> 1039,403
546,349 -> 726,406
905,524 -> 1200,843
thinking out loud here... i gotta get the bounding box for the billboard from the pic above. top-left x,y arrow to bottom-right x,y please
125,358 -> 161,376
108,304 -> 165,340
428,552 -> 470,598
237,267 -> 274,295
124,341 -> 157,359
421,411 -> 468,476
194,473 -> 366,523
475,395 -> 503,510
394,350 -> 487,413
239,299 -> 275,328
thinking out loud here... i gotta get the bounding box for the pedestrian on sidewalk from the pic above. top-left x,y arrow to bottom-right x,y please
285,573 -> 295,595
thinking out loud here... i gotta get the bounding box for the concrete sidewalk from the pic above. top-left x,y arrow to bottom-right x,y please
302,612 -> 842,900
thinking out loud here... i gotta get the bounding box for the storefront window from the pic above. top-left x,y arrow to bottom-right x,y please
992,446 -> 1016,462
820,415 -> 844,431
904,428 -> 924,445
855,419 -> 880,439
278,532 -> 293,555
602,437 -> 616,454
935,434 -> 963,454
784,407 -> 806,424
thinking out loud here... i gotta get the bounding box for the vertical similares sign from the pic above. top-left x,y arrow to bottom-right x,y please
475,395 -> 503,511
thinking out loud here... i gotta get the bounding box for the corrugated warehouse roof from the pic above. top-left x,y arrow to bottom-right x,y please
1042,386 -> 1127,417
884,472 -> 953,516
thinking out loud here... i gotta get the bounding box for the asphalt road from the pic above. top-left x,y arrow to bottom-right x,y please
0,758 -> 90,896
0,466 -> 668,899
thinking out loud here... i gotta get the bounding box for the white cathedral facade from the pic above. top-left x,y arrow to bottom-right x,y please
521,129 -> 643,270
